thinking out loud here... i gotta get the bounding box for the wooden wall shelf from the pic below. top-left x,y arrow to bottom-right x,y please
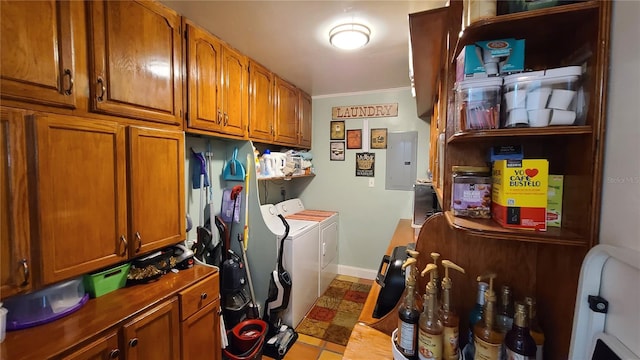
444,211 -> 587,246
447,125 -> 592,143
257,173 -> 315,181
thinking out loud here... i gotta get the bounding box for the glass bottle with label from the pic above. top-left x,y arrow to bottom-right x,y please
418,263 -> 443,360
397,257 -> 420,359
504,302 -> 537,359
440,260 -> 465,360
461,281 -> 488,360
473,273 -> 504,360
524,297 -> 545,360
497,285 -> 514,333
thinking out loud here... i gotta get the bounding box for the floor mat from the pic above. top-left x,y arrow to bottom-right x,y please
295,277 -> 372,346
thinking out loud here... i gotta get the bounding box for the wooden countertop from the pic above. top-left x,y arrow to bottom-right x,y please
344,218 -> 415,360
1,265 -> 218,360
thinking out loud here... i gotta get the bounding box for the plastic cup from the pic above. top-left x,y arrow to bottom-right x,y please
505,90 -> 526,111
505,108 -> 528,128
526,88 -> 552,110
548,89 -> 576,110
0,306 -> 7,343
484,62 -> 499,75
528,109 -> 551,127
549,109 -> 576,125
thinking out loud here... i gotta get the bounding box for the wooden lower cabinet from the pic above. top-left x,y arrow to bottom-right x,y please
59,331 -> 119,360
122,298 -> 181,360
181,300 -> 221,360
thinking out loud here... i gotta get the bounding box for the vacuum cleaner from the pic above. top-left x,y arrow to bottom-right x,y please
262,214 -> 298,359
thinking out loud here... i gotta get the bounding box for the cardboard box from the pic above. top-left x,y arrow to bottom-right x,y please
547,175 -> 564,227
456,38 -> 525,81
491,159 -> 548,231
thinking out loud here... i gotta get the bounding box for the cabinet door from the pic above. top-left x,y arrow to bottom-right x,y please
273,76 -> 298,145
220,46 -> 248,137
122,298 -> 180,360
88,0 -> 182,125
0,0 -> 76,108
298,90 -> 312,148
0,108 -> 31,298
128,127 -> 185,256
181,300 -> 220,360
60,330 -> 120,360
185,21 -> 222,133
31,114 -> 127,285
248,60 -> 274,142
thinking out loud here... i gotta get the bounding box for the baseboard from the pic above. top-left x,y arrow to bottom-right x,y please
337,264 -> 377,280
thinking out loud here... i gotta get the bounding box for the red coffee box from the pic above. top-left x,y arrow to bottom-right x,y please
491,159 -> 549,231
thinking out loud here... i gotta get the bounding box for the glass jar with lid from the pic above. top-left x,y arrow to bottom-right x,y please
451,166 -> 492,218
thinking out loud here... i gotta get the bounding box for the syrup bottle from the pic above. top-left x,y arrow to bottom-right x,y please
496,285 -> 514,333
440,260 -> 465,360
524,296 -> 545,360
462,280 -> 489,360
473,273 -> 504,360
397,257 -> 420,359
418,263 -> 443,360
504,301 -> 537,359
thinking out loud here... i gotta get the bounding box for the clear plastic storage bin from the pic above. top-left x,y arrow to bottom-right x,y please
3,276 -> 88,330
502,66 -> 584,128
455,77 -> 503,132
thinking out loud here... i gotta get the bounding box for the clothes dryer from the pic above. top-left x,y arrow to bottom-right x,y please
260,204 -> 319,328
275,199 -> 339,297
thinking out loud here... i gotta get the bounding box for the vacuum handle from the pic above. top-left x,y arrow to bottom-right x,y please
375,255 -> 390,287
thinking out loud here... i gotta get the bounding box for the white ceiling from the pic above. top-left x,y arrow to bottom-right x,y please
161,0 -> 448,97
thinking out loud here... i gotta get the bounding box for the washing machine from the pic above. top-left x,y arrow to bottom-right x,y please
260,204 -> 319,328
276,199 -> 339,297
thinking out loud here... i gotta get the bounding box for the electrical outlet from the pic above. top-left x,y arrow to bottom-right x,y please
369,178 -> 375,187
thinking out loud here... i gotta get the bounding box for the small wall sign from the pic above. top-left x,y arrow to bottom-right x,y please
355,152 -> 375,177
330,121 -> 345,140
346,129 -> 362,149
332,103 -> 398,120
330,142 -> 345,161
370,128 -> 387,149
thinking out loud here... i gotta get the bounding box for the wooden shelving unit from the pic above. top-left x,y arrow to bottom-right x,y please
447,125 -> 592,143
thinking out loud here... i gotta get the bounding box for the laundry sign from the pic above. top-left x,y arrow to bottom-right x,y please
332,103 -> 398,120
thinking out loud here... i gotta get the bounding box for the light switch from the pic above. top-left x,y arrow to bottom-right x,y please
369,178 -> 375,187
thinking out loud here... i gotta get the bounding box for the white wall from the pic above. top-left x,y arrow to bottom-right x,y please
599,0 -> 640,251
299,87 -> 429,273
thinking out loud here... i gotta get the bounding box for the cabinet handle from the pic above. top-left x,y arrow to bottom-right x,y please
119,235 -> 128,257
63,69 -> 74,95
128,338 -> 138,348
19,259 -> 29,286
200,292 -> 208,300
97,76 -> 106,102
135,232 -> 142,253
108,349 -> 120,359
217,109 -> 222,125
224,113 -> 229,126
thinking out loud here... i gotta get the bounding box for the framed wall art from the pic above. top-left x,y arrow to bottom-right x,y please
346,129 -> 362,149
355,152 -> 375,177
370,128 -> 387,149
330,142 -> 345,161
330,121 -> 345,140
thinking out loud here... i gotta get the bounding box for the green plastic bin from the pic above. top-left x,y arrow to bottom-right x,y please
83,262 -> 130,298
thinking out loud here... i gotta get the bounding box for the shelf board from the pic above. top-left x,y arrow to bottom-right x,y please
434,186 -> 444,207
452,1 -> 600,63
447,125 -> 592,143
444,211 -> 587,246
257,173 -> 315,181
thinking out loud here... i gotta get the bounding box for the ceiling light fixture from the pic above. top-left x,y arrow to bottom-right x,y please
329,23 -> 371,50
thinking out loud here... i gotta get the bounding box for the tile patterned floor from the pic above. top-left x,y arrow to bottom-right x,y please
263,275 -> 373,360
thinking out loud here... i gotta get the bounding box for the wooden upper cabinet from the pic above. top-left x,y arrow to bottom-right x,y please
128,126 -> 185,256
0,1 -> 76,109
29,113 -> 128,285
185,21 -> 222,132
87,0 -> 182,126
185,20 -> 247,137
1,108 -> 31,298
248,60 -> 275,142
220,46 -> 248,137
273,76 -> 298,146
298,90 -> 312,149
122,298 -> 181,360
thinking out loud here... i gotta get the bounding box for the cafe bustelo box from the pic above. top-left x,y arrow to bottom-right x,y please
492,159 -> 548,231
